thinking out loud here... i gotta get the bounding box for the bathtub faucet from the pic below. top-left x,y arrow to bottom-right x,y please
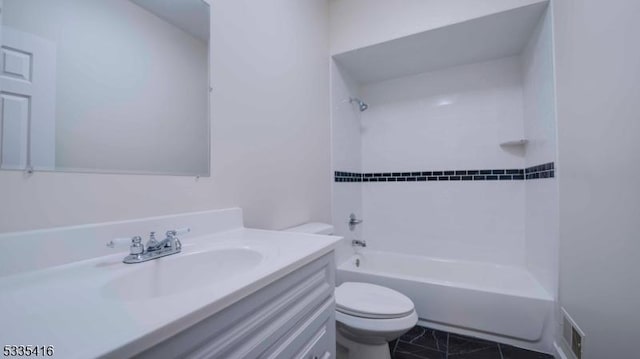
348,213 -> 363,231
352,239 -> 367,247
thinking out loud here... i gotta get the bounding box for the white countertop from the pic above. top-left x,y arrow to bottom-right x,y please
0,228 -> 341,359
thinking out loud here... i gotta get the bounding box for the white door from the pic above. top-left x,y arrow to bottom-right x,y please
0,25 -> 56,170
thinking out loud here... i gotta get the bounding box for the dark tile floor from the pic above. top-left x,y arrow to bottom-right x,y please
390,326 -> 554,359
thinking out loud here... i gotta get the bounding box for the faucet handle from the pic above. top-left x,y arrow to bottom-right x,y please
166,227 -> 191,237
106,237 -> 134,248
130,236 -> 144,255
348,213 -> 363,231
107,236 -> 144,255
165,228 -> 189,251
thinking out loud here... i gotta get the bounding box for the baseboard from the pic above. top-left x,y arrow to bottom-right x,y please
553,341 -> 570,359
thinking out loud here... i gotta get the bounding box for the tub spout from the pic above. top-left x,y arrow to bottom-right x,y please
352,239 -> 367,247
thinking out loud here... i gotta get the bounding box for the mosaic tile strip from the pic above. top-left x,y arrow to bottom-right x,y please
334,162 -> 554,183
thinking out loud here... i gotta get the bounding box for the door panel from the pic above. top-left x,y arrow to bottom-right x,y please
0,26 -> 56,170
2,46 -> 31,81
0,93 -> 28,168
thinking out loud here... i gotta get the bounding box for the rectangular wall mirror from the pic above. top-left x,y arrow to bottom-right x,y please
0,0 -> 210,176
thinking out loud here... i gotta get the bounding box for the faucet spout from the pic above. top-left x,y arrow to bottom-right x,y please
351,239 -> 367,248
146,236 -> 172,252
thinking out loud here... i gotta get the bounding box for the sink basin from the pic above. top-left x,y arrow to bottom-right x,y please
103,247 -> 263,301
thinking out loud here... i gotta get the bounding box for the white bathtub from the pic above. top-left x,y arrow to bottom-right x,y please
337,251 -> 553,342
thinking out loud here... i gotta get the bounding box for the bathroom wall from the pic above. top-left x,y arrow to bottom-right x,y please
329,0 -> 547,55
3,0 -> 209,174
0,0 -> 331,233
521,8 -> 558,297
330,60 -> 362,262
553,0 -> 640,358
358,57 -> 527,265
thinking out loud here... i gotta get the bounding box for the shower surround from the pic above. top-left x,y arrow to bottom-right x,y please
330,2 -> 557,354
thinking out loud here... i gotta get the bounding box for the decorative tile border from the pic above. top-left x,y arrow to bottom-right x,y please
335,162 -> 554,183
525,162 -> 555,179
334,171 -> 362,182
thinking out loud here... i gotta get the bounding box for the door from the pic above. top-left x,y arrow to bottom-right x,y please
0,25 -> 56,170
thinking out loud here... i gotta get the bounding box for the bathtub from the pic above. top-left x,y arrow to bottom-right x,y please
337,251 -> 553,342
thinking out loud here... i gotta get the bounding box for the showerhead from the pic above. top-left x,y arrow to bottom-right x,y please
350,97 -> 368,112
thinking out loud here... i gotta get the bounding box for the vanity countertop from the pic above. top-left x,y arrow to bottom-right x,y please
0,228 -> 341,359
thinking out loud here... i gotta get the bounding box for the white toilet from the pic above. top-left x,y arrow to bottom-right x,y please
285,223 -> 418,359
335,282 -> 418,359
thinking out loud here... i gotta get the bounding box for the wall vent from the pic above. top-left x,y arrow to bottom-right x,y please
562,308 -> 584,359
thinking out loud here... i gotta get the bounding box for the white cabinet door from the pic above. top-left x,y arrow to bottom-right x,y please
132,254 -> 336,359
0,26 -> 56,170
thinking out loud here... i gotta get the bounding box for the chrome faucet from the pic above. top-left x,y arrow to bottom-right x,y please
107,228 -> 190,264
146,231 -> 160,250
146,230 -> 183,252
351,239 -> 367,247
348,213 -> 363,231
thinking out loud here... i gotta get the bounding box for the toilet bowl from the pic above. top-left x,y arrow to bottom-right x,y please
284,223 -> 418,359
335,282 -> 418,359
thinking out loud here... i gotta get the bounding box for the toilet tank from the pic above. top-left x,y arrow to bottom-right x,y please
284,222 -> 334,235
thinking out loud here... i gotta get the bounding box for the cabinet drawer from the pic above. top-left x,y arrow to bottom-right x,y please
294,317 -> 333,359
261,296 -> 335,359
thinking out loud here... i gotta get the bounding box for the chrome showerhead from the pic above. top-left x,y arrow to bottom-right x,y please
350,97 -> 368,112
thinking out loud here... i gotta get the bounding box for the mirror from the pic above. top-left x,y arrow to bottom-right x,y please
0,0 -> 210,176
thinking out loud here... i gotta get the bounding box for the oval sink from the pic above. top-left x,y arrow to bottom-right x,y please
103,247 -> 263,301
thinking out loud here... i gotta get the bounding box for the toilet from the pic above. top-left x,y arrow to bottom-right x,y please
285,223 -> 418,359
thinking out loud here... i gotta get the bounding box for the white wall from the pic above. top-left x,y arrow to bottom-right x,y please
329,0 -> 546,55
4,0 -> 209,175
331,63 -> 362,174
520,7 -> 558,352
521,7 -> 558,298
553,0 -> 640,358
361,57 -> 525,171
359,57 -> 526,265
0,0 -> 331,233
330,60 -> 362,263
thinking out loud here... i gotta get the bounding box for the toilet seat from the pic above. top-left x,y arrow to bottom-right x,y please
335,282 -> 415,319
336,309 -> 419,335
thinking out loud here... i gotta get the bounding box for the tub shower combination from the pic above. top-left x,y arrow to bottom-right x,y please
338,251 -> 553,343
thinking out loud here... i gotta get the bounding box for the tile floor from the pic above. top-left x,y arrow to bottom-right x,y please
391,326 -> 554,359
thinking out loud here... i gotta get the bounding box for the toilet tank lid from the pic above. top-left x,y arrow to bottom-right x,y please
284,222 -> 334,235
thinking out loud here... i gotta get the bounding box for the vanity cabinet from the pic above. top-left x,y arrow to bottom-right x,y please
134,254 -> 336,359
